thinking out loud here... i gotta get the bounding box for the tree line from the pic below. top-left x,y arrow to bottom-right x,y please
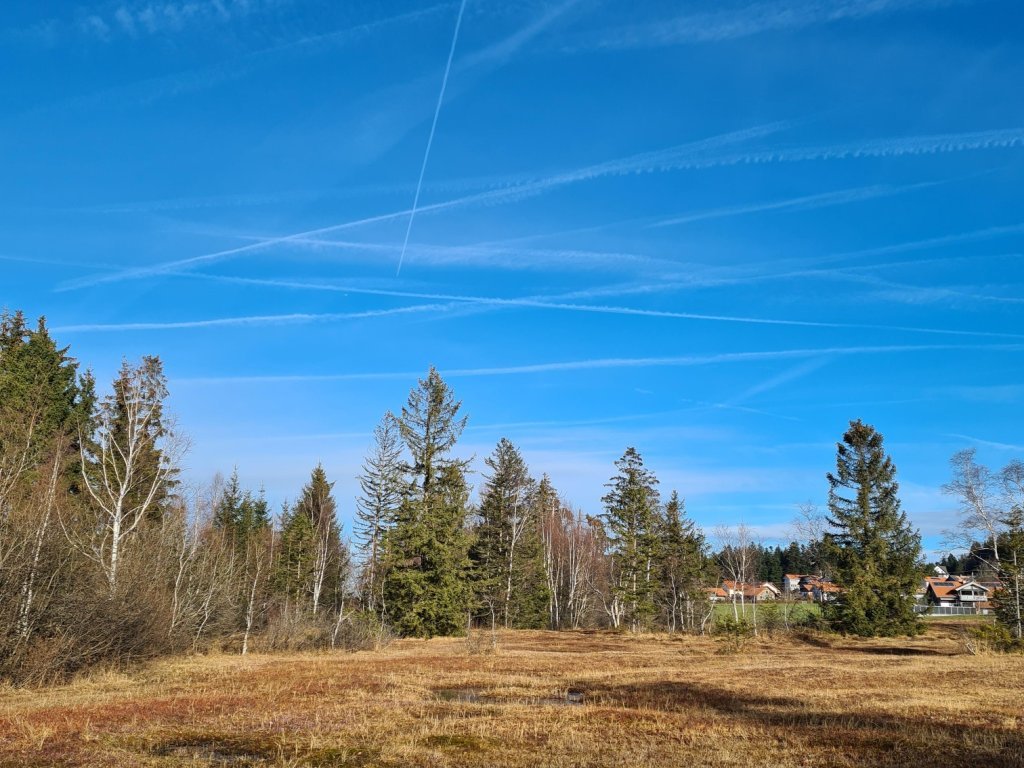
2,310 -> 1021,682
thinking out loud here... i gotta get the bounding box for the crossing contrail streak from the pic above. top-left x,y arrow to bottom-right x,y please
396,0 -> 469,277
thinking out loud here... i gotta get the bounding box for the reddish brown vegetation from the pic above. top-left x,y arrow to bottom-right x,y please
0,624 -> 1021,767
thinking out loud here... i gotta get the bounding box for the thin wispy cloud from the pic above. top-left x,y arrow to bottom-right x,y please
341,0 -> 584,162
932,384 -> 1024,403
174,342 -> 1024,384
650,182 -> 936,228
946,433 -> 1024,452
59,121 -> 785,289
184,272 -> 1024,341
82,0 -> 287,41
721,356 -> 834,407
50,304 -> 452,333
9,5 -> 451,119
829,222 -> 1024,262
0,253 -> 116,270
58,124 -> 1024,291
630,127 -> 1024,173
396,0 -> 469,277
221,235 -> 672,271
567,0 -> 966,51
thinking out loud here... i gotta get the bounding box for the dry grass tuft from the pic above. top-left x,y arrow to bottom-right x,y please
0,623 -> 1021,767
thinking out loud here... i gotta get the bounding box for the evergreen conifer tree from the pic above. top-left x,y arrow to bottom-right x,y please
470,438 -> 548,629
214,469 -> 270,547
0,313 -> 93,506
382,368 -> 472,637
656,491 -> 707,632
602,447 -> 661,632
213,469 -> 245,532
825,419 -> 922,637
288,464 -> 343,614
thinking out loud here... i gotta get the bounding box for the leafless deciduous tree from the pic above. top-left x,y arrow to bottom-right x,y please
71,358 -> 183,592
943,448 -> 1003,563
715,523 -> 761,625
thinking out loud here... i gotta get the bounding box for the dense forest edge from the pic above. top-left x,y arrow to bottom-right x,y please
1,309 -> 1022,685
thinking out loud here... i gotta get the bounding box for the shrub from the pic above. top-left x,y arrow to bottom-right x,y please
715,615 -> 754,652
960,623 -> 1021,655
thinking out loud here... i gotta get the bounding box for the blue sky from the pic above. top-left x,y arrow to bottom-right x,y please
3,0 -> 1023,557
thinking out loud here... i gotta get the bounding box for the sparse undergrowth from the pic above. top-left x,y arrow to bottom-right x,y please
0,624 -> 1021,767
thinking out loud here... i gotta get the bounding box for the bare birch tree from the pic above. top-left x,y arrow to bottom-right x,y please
72,357 -> 182,593
943,448 -> 1003,563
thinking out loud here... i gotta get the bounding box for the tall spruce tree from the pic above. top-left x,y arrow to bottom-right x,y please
355,412 -> 406,614
384,464 -> 472,637
288,464 -> 344,615
470,438 -> 548,629
213,469 -> 245,532
825,419 -> 922,637
656,491 -> 707,632
382,368 -> 472,637
0,313 -> 93,507
602,447 -> 661,632
396,366 -> 467,499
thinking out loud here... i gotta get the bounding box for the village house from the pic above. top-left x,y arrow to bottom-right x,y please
721,580 -> 782,602
704,586 -> 729,603
783,574 -> 840,602
920,574 -> 997,614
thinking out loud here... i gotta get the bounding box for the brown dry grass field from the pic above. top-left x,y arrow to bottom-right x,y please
1,623 -> 1021,767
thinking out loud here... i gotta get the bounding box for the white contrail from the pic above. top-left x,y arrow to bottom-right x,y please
396,0 -> 469,277
187,273 -> 1024,341
828,222 -> 1024,262
571,0 -> 967,50
650,182 -> 934,228
946,433 -> 1024,452
57,121 -> 786,290
59,125 -> 1024,290
174,342 -> 1024,384
720,356 -> 834,407
49,303 -> 453,333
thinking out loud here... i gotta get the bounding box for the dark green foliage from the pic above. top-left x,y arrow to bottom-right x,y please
383,465 -> 472,637
396,366 -> 467,498
213,468 -> 270,546
470,438 -> 549,629
824,420 -> 922,637
0,312 -> 93,501
656,491 -> 708,632
753,542 -> 815,583
602,447 -> 661,632
276,465 -> 346,614
382,369 -> 472,637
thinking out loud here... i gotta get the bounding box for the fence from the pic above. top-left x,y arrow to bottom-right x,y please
914,605 -> 991,616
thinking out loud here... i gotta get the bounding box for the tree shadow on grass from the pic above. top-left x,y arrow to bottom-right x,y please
589,680 -> 1023,767
792,631 -> 957,657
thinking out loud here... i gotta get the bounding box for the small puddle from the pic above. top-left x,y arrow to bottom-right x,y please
434,688 -> 585,707
435,688 -> 483,703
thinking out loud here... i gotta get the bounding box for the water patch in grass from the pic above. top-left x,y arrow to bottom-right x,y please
148,733 -> 378,766
151,734 -> 277,765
